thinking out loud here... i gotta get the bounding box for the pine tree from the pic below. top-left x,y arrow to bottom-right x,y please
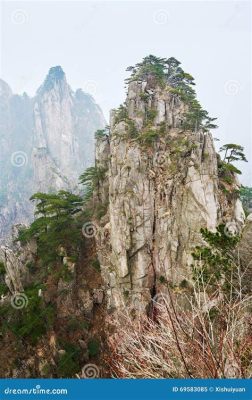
220,143 -> 248,164
18,191 -> 83,265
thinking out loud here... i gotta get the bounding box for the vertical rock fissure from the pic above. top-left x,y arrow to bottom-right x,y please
150,177 -> 157,301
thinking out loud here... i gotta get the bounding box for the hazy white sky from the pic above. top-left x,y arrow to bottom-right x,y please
0,0 -> 251,184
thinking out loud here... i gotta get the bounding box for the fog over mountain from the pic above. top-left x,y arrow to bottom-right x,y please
0,66 -> 105,241
1,1 -> 250,185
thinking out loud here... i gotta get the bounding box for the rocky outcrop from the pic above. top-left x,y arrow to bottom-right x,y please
0,67 -> 105,242
0,225 -> 36,294
95,78 -> 245,311
238,213 -> 252,294
0,228 -> 106,378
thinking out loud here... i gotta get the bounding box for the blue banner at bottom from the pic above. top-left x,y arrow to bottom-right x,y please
0,379 -> 252,400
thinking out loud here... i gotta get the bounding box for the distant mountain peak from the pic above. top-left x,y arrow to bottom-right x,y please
47,65 -> 65,81
0,67 -> 105,241
38,65 -> 67,94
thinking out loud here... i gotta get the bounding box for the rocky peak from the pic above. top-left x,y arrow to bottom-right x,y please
0,67 -> 105,241
95,55 -> 245,312
38,65 -> 68,95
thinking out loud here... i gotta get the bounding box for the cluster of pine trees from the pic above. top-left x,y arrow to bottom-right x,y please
126,55 -> 218,132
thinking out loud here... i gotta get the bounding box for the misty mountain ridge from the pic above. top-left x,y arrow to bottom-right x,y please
0,66 -> 106,242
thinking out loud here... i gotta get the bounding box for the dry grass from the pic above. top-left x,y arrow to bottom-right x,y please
107,268 -> 252,378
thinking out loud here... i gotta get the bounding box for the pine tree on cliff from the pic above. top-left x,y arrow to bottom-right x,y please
18,191 -> 83,264
125,55 -> 218,132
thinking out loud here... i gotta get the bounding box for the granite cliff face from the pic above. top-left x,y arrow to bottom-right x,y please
0,67 -> 105,241
95,73 -> 245,312
0,57 -> 249,378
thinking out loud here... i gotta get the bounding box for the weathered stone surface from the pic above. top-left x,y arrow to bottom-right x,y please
92,288 -> 104,305
95,79 -> 245,311
238,214 -> 252,294
56,279 -> 76,318
77,287 -> 94,319
0,224 -> 36,293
